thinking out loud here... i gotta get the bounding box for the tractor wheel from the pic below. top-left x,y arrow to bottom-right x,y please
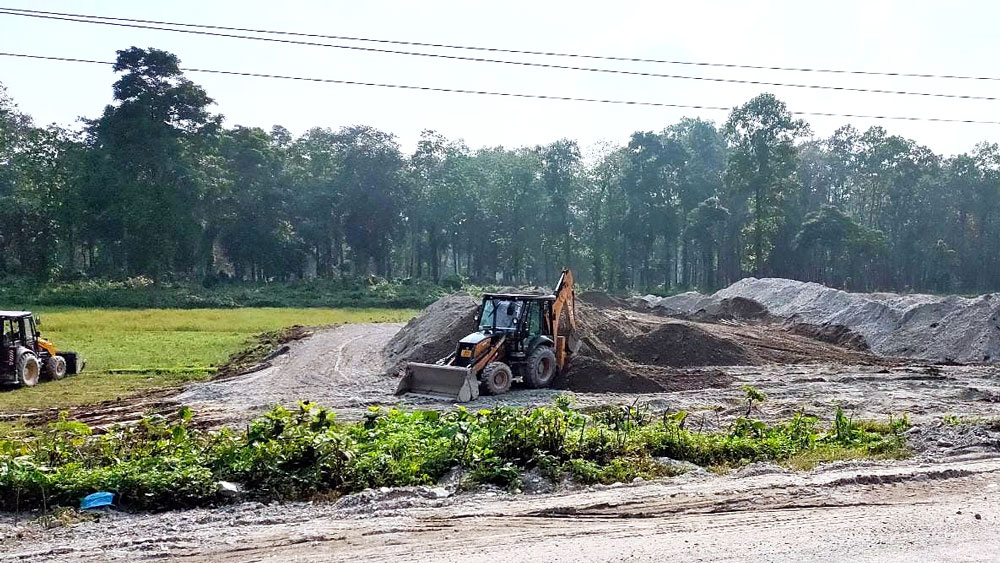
524,346 -> 557,388
45,356 -> 67,381
18,352 -> 40,387
480,362 -> 513,395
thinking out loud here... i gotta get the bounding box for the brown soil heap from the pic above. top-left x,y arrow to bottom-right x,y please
384,290 -> 883,394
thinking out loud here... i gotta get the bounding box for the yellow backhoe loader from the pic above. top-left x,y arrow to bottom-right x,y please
397,268 -> 579,402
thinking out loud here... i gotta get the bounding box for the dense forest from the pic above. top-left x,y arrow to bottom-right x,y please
2,47 -> 999,294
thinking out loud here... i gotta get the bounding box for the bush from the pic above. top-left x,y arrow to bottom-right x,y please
0,402 -> 909,512
0,277 -> 449,309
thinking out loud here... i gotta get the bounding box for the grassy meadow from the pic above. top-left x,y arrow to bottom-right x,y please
0,307 -> 417,412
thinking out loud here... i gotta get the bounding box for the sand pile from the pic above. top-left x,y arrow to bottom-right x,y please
382,292 -> 479,375
385,287 -> 882,395
629,293 -> 767,322
574,304 -> 753,368
635,278 -> 1000,363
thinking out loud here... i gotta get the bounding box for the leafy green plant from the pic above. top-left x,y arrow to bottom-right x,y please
742,385 -> 767,416
0,402 -> 910,512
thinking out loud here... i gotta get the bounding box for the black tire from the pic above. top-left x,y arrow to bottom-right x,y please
480,362 -> 513,395
18,352 -> 40,387
45,355 -> 67,381
524,346 -> 557,388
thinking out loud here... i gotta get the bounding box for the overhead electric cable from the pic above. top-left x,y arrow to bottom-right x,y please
3,51 -> 999,125
1,5 -> 998,83
0,8 -> 998,103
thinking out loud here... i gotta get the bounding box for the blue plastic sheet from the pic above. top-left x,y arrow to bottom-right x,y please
80,491 -> 114,510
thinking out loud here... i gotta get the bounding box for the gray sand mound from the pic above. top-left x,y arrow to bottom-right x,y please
382,292 -> 479,375
635,278 -> 1000,363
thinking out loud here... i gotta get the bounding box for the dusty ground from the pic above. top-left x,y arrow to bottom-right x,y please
174,322 -> 405,424
3,455 -> 998,561
164,322 -> 1000,428
4,320 -> 1000,561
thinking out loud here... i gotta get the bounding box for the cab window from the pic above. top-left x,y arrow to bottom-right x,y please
526,301 -> 542,335
480,299 -> 521,330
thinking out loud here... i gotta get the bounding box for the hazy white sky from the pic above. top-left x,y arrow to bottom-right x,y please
2,0 -> 999,156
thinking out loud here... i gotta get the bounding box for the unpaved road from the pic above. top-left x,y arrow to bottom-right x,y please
4,455 -> 999,561
174,323 -> 406,423
172,323 -> 1000,429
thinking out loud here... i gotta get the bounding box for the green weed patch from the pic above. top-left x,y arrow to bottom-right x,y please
0,401 -> 909,512
0,278 -> 445,310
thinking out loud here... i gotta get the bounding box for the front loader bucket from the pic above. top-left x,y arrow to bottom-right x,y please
396,362 -> 480,402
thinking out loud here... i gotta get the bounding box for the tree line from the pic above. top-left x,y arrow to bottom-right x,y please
1,46 -> 999,294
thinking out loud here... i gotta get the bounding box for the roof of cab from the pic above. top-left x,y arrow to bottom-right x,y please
481,293 -> 556,300
0,311 -> 32,318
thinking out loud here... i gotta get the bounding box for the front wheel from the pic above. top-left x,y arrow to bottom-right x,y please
481,362 -> 513,395
45,355 -> 67,380
18,352 -> 40,387
524,346 -> 557,388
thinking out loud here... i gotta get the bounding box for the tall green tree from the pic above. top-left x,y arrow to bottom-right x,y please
723,94 -> 808,277
84,47 -> 218,278
332,125 -> 405,276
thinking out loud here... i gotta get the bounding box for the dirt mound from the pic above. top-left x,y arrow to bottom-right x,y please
577,291 -> 627,309
575,304 -> 754,367
552,357 -> 734,394
632,293 -> 769,322
385,288 -> 881,398
783,320 -> 869,351
552,357 -> 666,393
382,292 -> 479,375
633,277 -> 1000,363
628,323 -> 753,367
707,297 -> 769,321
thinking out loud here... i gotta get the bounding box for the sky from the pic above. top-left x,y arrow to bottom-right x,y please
1,0 -> 999,157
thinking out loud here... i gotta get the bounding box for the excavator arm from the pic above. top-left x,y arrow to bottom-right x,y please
550,268 -> 579,370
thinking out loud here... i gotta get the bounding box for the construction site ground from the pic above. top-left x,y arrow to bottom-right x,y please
4,453 -> 998,561
4,286 -> 1000,561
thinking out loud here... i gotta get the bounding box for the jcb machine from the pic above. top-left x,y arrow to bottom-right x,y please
0,311 -> 83,387
397,269 -> 579,402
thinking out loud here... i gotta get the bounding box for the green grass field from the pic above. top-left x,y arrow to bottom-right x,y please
0,308 -> 416,412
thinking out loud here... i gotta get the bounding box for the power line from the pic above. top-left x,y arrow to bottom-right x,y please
2,5 -> 998,84
1,8 -> 998,104
4,51 -> 1000,125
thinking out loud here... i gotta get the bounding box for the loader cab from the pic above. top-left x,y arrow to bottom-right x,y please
1,312 -> 39,354
475,293 -> 555,356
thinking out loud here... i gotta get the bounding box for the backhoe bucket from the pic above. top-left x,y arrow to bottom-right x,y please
396,362 -> 480,402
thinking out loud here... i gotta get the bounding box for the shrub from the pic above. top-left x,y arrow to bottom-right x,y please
0,402 -> 909,511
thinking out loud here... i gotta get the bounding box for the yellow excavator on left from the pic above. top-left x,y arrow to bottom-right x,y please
0,311 -> 83,387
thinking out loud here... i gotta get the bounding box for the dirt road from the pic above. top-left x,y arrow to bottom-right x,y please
174,322 -> 406,423
4,455 -> 998,561
171,323 -> 1000,432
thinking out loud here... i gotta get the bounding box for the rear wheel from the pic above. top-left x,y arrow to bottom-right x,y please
45,356 -> 67,381
18,353 -> 40,387
524,346 -> 557,388
480,362 -> 513,395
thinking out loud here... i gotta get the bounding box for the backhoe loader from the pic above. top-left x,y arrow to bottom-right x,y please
396,269 -> 579,402
0,311 -> 83,387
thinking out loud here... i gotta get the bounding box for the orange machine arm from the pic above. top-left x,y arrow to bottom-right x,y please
550,268 -> 577,369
